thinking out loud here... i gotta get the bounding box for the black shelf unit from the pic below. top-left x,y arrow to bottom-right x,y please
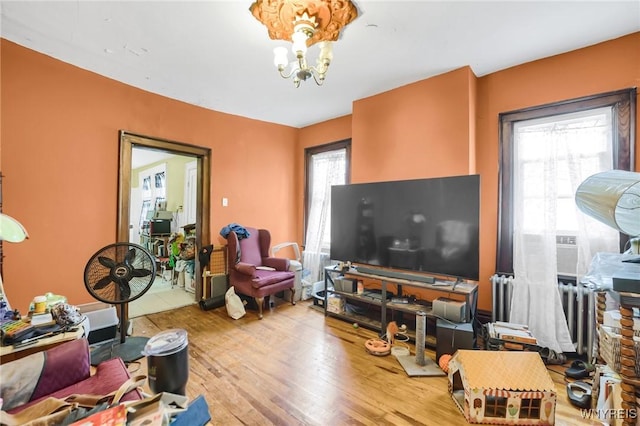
323,266 -> 478,346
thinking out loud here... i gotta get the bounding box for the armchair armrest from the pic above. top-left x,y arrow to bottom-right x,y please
235,262 -> 256,276
262,257 -> 289,271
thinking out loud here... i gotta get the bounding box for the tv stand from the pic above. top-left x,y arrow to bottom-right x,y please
354,265 -> 435,284
323,266 -> 478,345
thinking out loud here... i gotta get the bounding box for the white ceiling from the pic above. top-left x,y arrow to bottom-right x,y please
131,147 -> 175,169
2,1 -> 639,128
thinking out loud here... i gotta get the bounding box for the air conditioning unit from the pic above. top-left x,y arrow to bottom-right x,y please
556,234 -> 578,278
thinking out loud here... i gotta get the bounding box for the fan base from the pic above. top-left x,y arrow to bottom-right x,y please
90,336 -> 150,366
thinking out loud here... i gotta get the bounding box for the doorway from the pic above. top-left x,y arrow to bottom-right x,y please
128,149 -> 197,316
117,131 -> 211,320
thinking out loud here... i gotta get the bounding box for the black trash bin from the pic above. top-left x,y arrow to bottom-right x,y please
143,328 -> 189,395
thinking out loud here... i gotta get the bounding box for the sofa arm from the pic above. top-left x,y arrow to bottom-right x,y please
29,338 -> 91,401
235,262 -> 256,276
0,338 -> 91,411
263,257 -> 289,271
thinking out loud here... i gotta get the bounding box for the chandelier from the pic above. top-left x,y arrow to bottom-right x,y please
250,0 -> 359,87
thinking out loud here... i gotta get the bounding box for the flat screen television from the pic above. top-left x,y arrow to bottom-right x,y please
330,175 -> 480,281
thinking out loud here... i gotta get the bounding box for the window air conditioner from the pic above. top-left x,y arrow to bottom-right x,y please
556,234 -> 578,278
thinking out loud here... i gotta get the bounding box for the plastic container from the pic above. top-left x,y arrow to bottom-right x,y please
33,296 -> 47,314
29,292 -> 67,313
143,329 -> 189,395
85,307 -> 118,344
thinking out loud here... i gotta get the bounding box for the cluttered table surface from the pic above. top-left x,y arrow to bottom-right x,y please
0,324 -> 85,363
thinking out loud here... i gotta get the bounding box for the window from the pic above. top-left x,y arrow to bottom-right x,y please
519,398 -> 541,419
303,139 -> 350,283
304,140 -> 351,251
484,396 -> 508,418
497,89 -> 636,276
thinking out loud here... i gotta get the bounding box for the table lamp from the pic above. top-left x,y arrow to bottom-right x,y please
0,213 -> 29,312
0,213 -> 29,243
575,169 -> 640,291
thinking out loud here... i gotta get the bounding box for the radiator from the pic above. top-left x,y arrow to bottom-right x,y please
490,274 -> 596,359
302,251 -> 331,284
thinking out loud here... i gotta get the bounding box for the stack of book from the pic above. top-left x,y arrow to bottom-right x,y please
485,321 -> 538,351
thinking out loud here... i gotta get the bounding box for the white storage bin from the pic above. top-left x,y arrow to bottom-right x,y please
85,306 -> 118,345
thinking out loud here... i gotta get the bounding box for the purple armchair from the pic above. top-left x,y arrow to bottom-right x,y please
226,227 -> 295,319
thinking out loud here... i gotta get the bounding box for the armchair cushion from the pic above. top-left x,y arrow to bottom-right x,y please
2,338 -> 142,414
252,270 -> 296,289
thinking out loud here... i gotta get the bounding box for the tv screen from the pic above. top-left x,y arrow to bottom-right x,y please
330,175 -> 480,281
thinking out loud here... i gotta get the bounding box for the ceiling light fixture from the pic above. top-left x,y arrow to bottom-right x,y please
250,0 -> 358,88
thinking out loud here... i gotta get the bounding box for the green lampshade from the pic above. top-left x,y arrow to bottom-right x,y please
0,213 -> 29,243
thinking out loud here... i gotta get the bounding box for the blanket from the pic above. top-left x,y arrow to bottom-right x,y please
219,224 -> 250,264
1,351 -> 45,410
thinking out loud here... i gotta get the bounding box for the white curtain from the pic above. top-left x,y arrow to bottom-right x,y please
510,109 -> 618,353
303,149 -> 346,284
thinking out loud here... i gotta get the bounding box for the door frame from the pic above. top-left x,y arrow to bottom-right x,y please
117,131 -> 211,304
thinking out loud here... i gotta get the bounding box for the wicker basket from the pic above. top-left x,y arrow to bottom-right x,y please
598,325 -> 640,376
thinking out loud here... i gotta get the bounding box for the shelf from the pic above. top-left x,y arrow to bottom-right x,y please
328,290 -> 384,307
326,311 -> 381,330
387,302 -> 433,316
323,266 -> 478,347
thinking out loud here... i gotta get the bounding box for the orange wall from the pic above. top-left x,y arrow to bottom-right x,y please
3,33 -> 639,313
299,32 -> 640,312
1,40 -> 298,311
352,67 -> 476,183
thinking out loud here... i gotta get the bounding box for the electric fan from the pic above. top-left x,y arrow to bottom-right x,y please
84,242 -> 156,365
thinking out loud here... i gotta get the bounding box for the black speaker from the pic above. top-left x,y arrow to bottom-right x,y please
436,319 -> 475,361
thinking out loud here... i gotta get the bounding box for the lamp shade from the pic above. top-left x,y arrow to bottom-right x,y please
575,170 -> 640,237
0,213 -> 29,243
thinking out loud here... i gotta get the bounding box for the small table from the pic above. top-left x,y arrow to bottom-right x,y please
0,325 -> 85,364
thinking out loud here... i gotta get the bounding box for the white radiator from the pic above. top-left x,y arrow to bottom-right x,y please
302,251 -> 331,284
490,274 -> 596,358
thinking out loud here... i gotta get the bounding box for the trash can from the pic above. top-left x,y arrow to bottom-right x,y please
143,328 -> 189,395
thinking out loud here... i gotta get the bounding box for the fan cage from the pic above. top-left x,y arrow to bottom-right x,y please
85,244 -> 156,304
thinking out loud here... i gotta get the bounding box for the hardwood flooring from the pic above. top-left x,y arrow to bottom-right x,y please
130,299 -> 600,426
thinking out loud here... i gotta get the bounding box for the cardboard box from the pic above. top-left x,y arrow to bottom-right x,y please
433,297 -> 466,323
449,351 -> 556,425
71,404 -> 126,426
327,294 -> 345,314
333,276 -> 357,293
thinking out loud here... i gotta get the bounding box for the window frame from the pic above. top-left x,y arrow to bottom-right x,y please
303,139 -> 351,246
484,395 -> 508,418
497,88 -> 636,276
518,398 -> 542,419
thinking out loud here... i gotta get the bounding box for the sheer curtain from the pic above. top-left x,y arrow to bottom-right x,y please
303,149 -> 346,284
510,109 -> 618,353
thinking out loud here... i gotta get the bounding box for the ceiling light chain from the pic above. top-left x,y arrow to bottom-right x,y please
250,0 -> 358,88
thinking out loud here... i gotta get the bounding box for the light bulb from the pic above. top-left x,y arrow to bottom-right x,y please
291,31 -> 308,56
273,47 -> 289,68
318,42 -> 333,62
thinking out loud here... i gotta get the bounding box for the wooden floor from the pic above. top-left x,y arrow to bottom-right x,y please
130,299 -> 600,426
